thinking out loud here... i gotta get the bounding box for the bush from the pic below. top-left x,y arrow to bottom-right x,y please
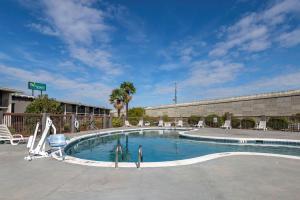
205,114 -> 223,127
231,118 -> 241,128
162,114 -> 170,122
188,115 -> 201,126
267,117 -> 289,130
128,107 -> 145,118
63,124 -> 70,132
143,115 -> 157,126
241,118 -> 256,129
112,118 -> 123,127
128,117 -> 139,126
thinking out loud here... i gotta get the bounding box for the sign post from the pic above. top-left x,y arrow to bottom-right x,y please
28,82 -> 46,96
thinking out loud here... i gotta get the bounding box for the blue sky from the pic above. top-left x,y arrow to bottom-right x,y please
0,0 -> 300,108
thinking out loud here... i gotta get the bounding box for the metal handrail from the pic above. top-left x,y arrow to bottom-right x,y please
137,145 -> 143,168
115,144 -> 122,168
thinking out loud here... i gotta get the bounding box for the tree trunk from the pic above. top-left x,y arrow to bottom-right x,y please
125,103 -> 129,120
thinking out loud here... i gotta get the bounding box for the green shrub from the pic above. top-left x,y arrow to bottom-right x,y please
63,124 -> 70,132
205,114 -> 223,127
162,114 -> 170,122
267,117 -> 289,130
128,107 -> 145,118
143,115 -> 157,126
112,118 -> 123,127
231,118 -> 241,128
128,117 -> 139,126
188,115 -> 201,125
241,118 -> 256,129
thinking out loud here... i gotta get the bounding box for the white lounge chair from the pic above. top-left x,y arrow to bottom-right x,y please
256,121 -> 267,131
0,124 -> 24,145
158,120 -> 164,127
196,120 -> 204,128
144,121 -> 150,126
164,122 -> 171,127
177,120 -> 183,127
138,120 -> 143,127
124,120 -> 132,127
221,120 -> 232,129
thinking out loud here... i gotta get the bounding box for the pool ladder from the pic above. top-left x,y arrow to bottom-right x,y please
115,144 -> 123,168
137,145 -> 143,168
115,144 -> 143,168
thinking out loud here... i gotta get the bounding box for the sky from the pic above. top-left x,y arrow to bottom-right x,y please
0,0 -> 300,108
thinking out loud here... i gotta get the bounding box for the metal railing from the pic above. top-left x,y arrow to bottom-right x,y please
115,144 -> 123,168
137,145 -> 143,168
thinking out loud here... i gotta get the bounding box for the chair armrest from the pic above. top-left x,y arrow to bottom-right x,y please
12,134 -> 24,140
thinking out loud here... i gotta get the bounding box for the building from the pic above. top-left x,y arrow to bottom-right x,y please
0,87 -> 110,115
145,89 -> 300,118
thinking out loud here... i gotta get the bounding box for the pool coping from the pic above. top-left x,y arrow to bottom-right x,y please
59,127 -> 300,168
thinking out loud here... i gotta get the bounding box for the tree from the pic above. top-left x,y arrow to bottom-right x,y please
128,107 -> 145,118
25,95 -> 63,114
120,82 -> 136,119
109,88 -> 126,117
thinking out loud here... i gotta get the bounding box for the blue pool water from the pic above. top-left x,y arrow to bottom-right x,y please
65,130 -> 300,162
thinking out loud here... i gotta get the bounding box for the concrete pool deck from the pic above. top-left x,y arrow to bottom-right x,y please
1,128 -> 300,200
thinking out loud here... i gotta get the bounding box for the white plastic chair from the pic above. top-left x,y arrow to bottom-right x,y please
256,121 -> 267,131
124,120 -> 132,127
221,120 -> 232,129
164,122 -> 171,127
196,120 -> 204,128
158,120 -> 164,127
0,124 -> 24,145
138,120 -> 143,127
177,120 -> 183,127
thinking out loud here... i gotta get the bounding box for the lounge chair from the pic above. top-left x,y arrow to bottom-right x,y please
221,120 -> 232,129
196,120 -> 204,128
255,121 -> 267,131
144,121 -> 151,126
0,124 -> 24,145
138,120 -> 143,127
164,122 -> 171,127
124,120 -> 132,127
158,120 -> 164,127
177,120 -> 183,127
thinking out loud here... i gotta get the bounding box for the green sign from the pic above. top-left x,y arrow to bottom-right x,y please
28,82 -> 46,91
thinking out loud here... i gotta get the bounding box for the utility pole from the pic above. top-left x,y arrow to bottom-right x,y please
173,82 -> 177,123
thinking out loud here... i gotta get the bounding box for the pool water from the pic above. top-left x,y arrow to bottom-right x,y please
65,130 -> 300,162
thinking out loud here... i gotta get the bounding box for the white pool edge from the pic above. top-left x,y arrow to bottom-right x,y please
59,127 -> 300,168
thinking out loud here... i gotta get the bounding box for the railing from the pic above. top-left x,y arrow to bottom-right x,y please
2,113 -> 112,136
115,144 -> 123,168
137,145 -> 143,168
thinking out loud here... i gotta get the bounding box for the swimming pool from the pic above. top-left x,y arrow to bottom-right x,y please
65,129 -> 300,163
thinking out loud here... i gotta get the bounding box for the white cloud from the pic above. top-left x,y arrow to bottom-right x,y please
203,70 -> 300,99
27,0 -> 124,75
159,63 -> 182,71
0,52 -> 11,60
209,0 -> 300,56
278,28 -> 300,47
182,60 -> 244,87
0,64 -> 112,105
27,23 -> 59,36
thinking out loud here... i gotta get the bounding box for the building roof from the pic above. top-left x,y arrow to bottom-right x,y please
145,89 -> 300,110
0,87 -> 22,93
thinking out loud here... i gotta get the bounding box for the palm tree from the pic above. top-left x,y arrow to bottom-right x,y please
120,82 -> 136,119
109,88 -> 126,117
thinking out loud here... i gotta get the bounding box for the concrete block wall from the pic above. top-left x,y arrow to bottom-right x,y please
145,90 -> 300,117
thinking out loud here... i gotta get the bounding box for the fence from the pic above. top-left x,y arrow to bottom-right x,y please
1,113 -> 112,136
